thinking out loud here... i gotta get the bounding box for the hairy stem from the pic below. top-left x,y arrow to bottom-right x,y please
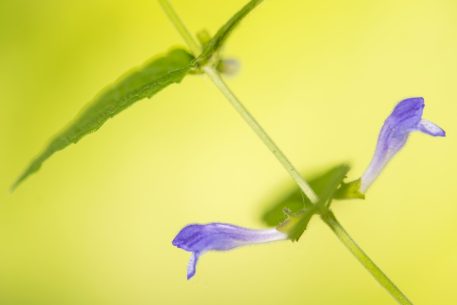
159,1 -> 414,304
322,212 -> 414,305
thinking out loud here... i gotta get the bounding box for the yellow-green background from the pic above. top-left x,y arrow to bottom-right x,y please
0,0 -> 456,304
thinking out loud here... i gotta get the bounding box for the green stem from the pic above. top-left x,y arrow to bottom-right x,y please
158,0 -> 201,55
204,66 -> 414,305
159,1 -> 414,304
157,0 -> 318,204
322,212 -> 414,305
203,66 -> 319,203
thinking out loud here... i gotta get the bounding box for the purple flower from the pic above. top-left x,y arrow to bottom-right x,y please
172,223 -> 287,279
361,97 -> 445,193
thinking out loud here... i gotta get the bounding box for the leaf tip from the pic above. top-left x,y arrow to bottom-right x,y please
11,170 -> 30,192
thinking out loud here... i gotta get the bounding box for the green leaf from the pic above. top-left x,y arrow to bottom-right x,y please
198,0 -> 263,64
313,164 -> 350,208
261,164 -> 350,227
271,164 -> 350,241
277,208 -> 315,242
261,191 -> 306,228
334,178 -> 365,200
12,48 -> 194,190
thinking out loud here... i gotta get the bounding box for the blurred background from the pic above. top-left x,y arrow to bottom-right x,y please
0,0 -> 456,304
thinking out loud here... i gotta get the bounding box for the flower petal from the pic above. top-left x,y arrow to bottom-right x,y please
173,223 -> 287,279
389,97 -> 424,126
361,97 -> 445,193
172,223 -> 287,253
417,119 -> 446,137
187,252 -> 200,280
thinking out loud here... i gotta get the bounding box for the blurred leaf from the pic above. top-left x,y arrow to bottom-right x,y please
196,29 -> 212,48
13,48 -> 195,190
198,0 -> 263,64
314,164 -> 350,208
334,178 -> 365,200
261,164 -> 350,226
272,164 -> 350,241
261,191 -> 305,227
277,208 -> 315,241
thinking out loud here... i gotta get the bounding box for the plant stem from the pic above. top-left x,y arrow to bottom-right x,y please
203,66 -> 319,203
157,0 -> 318,204
158,0 -> 201,55
159,1 -> 414,304
322,211 -> 414,305
204,66 -> 414,305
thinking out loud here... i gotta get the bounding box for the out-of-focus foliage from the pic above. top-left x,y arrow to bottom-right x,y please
197,0 -> 263,64
14,0 -> 265,189
262,164 -> 349,228
334,178 -> 365,200
13,49 -> 194,189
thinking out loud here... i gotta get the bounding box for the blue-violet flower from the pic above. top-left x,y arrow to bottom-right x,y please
361,97 -> 445,193
172,223 -> 287,279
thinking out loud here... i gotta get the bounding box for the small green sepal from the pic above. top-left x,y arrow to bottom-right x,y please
334,178 -> 365,200
196,30 -> 212,48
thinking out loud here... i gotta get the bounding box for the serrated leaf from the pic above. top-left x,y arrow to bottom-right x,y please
270,164 -> 350,241
277,208 -> 315,241
13,48 -> 194,190
198,0 -> 263,64
334,178 -> 365,200
261,164 -> 350,227
314,164 -> 350,208
261,193 -> 306,228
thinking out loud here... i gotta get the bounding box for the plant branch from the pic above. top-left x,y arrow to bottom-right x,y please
159,1 -> 415,304
202,66 -> 415,305
158,0 -> 318,203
